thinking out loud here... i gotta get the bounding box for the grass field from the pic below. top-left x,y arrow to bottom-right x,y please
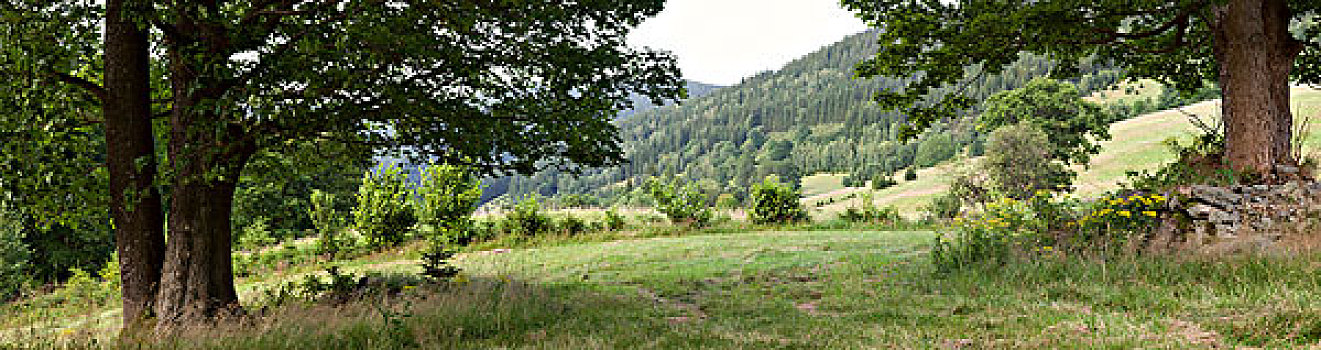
22,228 -> 1320,348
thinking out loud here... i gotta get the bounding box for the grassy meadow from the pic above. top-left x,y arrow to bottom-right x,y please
12,228 -> 1321,348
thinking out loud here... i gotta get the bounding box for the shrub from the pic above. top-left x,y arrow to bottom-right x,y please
602,209 -> 627,231
915,133 -> 958,167
0,211 -> 31,301
558,215 -> 588,235
1124,137 -> 1237,191
931,196 -> 1046,271
904,167 -> 917,181
929,191 -> 1145,271
838,191 -> 900,224
506,196 -> 553,236
310,190 -> 350,257
646,177 -> 713,227
62,267 -> 116,307
352,164 -> 417,249
1072,192 -> 1168,250
924,192 -> 963,220
414,164 -> 481,281
749,175 -> 810,225
872,176 -> 898,190
238,216 -> 278,251
715,193 -> 740,209
983,124 -> 1072,199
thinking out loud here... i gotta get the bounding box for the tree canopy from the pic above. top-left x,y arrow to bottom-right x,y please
980,78 -> 1112,167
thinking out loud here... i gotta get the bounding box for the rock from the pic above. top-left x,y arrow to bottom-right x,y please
1208,207 -> 1237,224
1187,204 -> 1216,219
1191,185 -> 1242,209
1277,164 -> 1300,175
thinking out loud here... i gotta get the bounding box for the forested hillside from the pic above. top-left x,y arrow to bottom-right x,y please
485,31 -> 1133,205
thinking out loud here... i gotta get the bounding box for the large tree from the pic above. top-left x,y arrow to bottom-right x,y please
1,0 -> 681,332
842,0 -> 1321,175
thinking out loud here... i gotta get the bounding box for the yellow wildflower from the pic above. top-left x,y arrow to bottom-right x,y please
1143,211 -> 1158,217
1118,211 -> 1131,217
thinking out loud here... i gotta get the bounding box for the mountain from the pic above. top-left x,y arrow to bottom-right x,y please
485,31 -> 1128,206
616,80 -> 724,120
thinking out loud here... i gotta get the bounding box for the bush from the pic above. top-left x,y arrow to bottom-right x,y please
924,192 -> 963,220
838,191 -> 900,224
352,164 -> 417,249
1072,192 -> 1167,250
983,124 -> 1072,199
929,191 -> 1154,271
871,176 -> 898,190
558,215 -> 588,235
414,164 -> 481,281
1124,137 -> 1237,191
931,196 -> 1049,271
749,175 -> 810,225
0,211 -> 31,301
238,216 -> 278,251
310,190 -> 351,257
646,177 -> 713,227
602,209 -> 627,231
715,193 -> 741,209
903,167 -> 917,181
506,196 -> 553,236
915,133 -> 957,167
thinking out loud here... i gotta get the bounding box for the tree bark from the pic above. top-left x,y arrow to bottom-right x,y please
1210,0 -> 1304,176
103,0 -> 166,332
154,161 -> 249,329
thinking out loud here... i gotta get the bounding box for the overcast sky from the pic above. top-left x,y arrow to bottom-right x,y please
628,0 -> 869,86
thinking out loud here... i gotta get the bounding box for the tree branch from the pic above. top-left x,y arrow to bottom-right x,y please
45,70 -> 107,102
1088,3 -> 1200,42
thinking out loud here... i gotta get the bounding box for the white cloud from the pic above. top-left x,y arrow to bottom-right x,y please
628,0 -> 868,86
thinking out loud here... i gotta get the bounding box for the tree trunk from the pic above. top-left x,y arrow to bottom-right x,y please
154,163 -> 248,329
154,44 -> 256,329
103,0 -> 165,332
1211,0 -> 1304,176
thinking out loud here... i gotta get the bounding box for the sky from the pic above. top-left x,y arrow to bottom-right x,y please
627,0 -> 870,86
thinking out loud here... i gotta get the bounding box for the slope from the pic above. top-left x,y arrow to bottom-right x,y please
810,87 -> 1321,217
